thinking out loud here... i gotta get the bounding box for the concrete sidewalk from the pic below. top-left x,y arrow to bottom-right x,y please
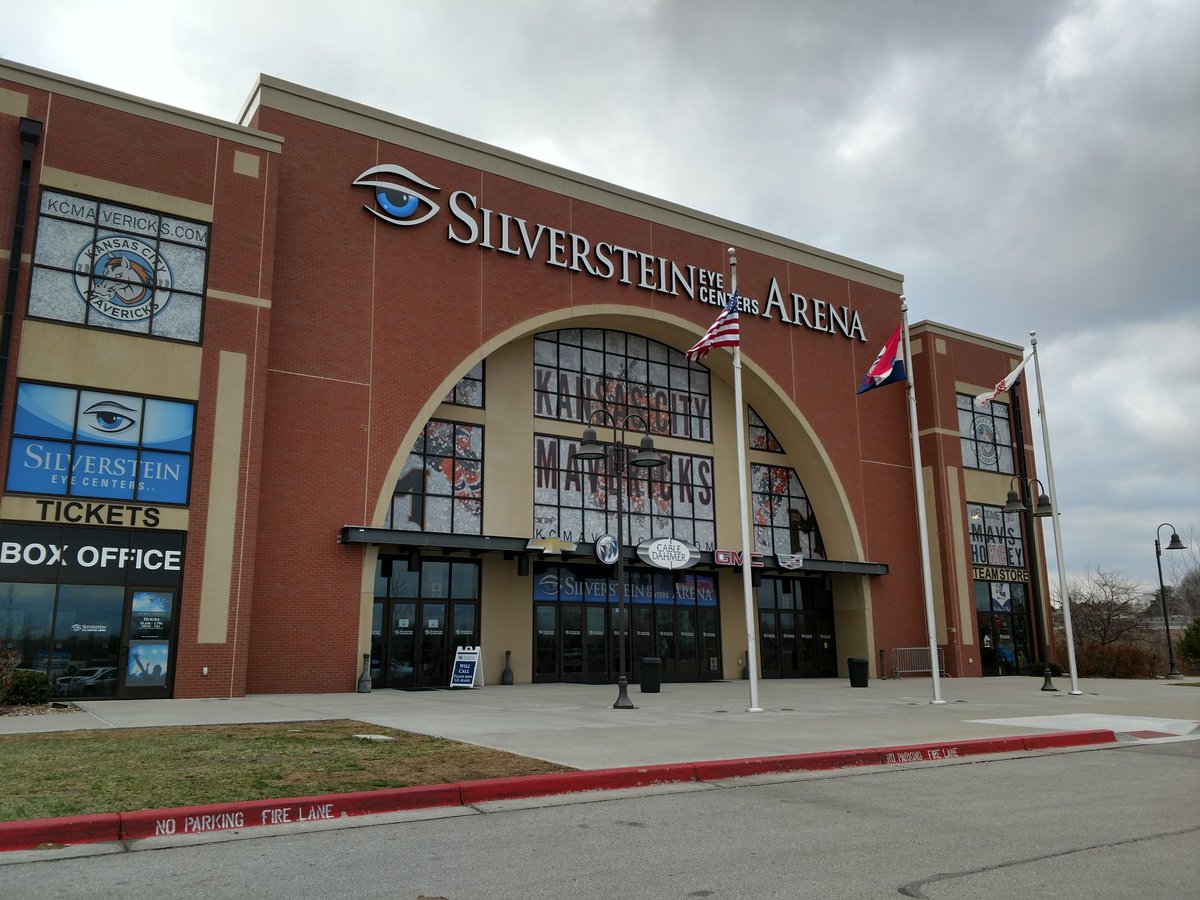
5,676 -> 1198,769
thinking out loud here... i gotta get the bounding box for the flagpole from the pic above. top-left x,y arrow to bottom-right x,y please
1029,332 -> 1082,695
728,248 -> 763,713
901,301 -> 945,704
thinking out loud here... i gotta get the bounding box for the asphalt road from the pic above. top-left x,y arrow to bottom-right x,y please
4,741 -> 1198,899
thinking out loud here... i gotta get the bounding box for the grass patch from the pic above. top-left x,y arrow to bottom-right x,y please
0,720 -> 572,822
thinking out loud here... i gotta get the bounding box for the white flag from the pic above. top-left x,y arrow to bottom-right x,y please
975,353 -> 1031,407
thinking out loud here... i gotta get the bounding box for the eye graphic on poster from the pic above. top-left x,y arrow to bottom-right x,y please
127,639 -> 169,687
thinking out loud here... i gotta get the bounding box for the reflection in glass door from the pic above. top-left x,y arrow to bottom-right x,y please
375,558 -> 481,689
388,601 -> 416,687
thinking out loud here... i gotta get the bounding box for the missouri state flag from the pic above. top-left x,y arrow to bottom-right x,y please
856,325 -> 906,394
686,292 -> 740,360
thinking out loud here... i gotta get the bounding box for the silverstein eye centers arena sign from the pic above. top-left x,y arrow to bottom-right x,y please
353,163 -> 870,342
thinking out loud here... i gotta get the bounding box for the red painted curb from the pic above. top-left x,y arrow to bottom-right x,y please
458,763 -> 697,804
118,784 -> 463,841
692,749 -> 885,781
0,730 -> 1122,851
0,812 -> 121,852
1022,729 -> 1117,751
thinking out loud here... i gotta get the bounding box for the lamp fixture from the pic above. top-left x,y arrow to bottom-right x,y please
1154,522 -> 1187,679
1003,476 -> 1053,518
579,409 -> 665,709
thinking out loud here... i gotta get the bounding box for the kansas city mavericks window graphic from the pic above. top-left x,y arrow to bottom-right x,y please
29,191 -> 209,342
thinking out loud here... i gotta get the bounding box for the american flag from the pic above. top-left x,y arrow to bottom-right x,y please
686,292 -> 740,360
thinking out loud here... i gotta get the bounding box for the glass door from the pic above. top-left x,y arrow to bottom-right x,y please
418,602 -> 448,685
698,607 -> 722,680
387,601 -> 417,688
121,588 -> 175,699
583,605 -> 609,683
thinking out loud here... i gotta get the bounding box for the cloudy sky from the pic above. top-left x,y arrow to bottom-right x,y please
5,0 -> 1198,593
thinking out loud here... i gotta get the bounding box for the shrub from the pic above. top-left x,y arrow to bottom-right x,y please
2,669 -> 52,706
0,648 -> 21,697
1176,618 -> 1200,666
1070,640 -> 1159,678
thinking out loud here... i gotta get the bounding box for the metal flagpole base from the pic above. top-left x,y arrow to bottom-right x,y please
1068,690 -> 1083,696
929,700 -> 947,705
613,676 -> 637,709
746,707 -> 764,713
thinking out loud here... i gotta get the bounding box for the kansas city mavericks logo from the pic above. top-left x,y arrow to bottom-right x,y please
74,236 -> 172,322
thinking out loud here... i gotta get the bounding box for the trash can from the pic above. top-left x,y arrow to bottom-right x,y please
640,657 -> 661,693
848,657 -> 869,688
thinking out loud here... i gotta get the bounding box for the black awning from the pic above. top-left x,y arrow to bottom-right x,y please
338,526 -> 888,576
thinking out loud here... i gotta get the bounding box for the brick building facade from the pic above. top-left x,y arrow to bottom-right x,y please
0,59 -> 1053,700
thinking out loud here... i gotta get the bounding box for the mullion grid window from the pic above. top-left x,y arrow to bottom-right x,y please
751,463 -> 825,559
7,382 -> 194,505
29,190 -> 208,343
388,420 -> 483,535
748,407 -> 783,452
956,394 -> 1015,474
967,503 -> 1026,568
442,362 -> 484,408
533,329 -> 712,442
533,434 -> 716,550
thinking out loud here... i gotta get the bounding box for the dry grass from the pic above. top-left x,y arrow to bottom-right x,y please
0,720 -> 572,822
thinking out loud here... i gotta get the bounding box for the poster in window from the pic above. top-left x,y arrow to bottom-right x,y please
127,639 -> 169,687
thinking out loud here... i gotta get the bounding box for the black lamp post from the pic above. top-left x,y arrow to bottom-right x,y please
1002,476 -> 1062,687
576,409 -> 664,709
1154,523 -> 1187,679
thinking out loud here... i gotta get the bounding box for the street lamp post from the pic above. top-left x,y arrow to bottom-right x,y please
1002,476 -> 1056,687
1154,523 -> 1187,679
576,409 -> 665,709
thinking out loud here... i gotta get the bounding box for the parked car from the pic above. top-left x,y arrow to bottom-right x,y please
55,667 -> 118,697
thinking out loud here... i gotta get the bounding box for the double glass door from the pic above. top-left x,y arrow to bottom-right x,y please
534,601 -> 722,683
756,577 -> 838,678
384,600 -> 478,689
372,557 -> 481,690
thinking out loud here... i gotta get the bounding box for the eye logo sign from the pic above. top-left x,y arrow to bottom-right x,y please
353,164 -> 441,226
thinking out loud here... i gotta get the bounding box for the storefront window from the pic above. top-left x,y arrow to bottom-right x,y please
0,524 -> 184,698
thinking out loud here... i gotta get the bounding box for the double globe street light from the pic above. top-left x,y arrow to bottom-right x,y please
576,409 -> 665,709
1154,523 -> 1187,679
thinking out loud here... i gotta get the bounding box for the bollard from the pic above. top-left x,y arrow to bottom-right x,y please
1040,667 -> 1058,691
357,653 -> 372,693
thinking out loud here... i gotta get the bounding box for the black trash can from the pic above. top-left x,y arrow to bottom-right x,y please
640,657 -> 662,693
848,657 -> 869,688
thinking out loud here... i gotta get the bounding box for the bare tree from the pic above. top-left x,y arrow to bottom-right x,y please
1066,569 -> 1155,647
